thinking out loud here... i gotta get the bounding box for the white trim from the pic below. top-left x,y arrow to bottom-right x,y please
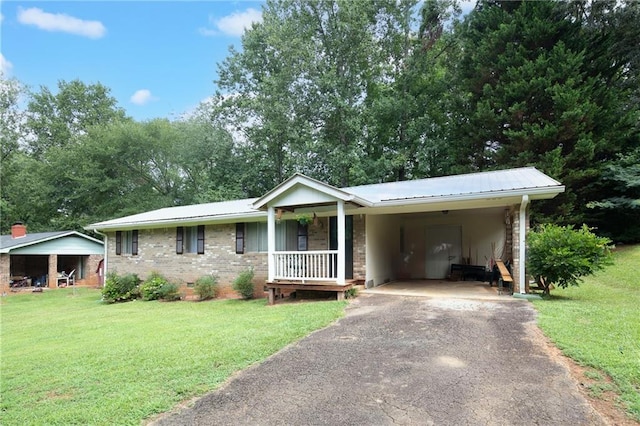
337,200 -> 345,285
267,206 -> 276,282
252,173 -> 372,210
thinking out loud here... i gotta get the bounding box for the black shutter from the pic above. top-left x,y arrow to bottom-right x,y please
115,231 -> 122,255
197,225 -> 205,254
297,223 -> 308,251
132,230 -> 138,255
176,227 -> 184,254
236,223 -> 245,254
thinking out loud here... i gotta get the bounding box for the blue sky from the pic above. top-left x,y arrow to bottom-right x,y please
1,1 -> 265,121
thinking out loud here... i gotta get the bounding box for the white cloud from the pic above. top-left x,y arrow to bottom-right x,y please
130,89 -> 155,106
0,53 -> 13,75
200,8 -> 262,37
17,7 -> 106,39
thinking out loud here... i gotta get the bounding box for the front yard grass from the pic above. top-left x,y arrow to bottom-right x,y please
531,245 -> 640,422
0,289 -> 346,425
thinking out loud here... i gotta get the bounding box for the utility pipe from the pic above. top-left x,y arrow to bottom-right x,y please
93,229 -> 108,287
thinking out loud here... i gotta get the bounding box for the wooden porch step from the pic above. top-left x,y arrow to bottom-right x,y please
265,280 -> 356,305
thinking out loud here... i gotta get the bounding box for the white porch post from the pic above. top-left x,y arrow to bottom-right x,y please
337,200 -> 346,285
267,206 -> 276,282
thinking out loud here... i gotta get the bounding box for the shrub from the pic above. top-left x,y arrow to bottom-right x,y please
527,224 -> 613,296
194,275 -> 218,301
345,287 -> 358,299
102,273 -> 141,303
140,272 -> 170,301
158,282 -> 181,301
233,268 -> 255,299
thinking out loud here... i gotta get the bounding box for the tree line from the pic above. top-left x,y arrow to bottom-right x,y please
1,0 -> 639,242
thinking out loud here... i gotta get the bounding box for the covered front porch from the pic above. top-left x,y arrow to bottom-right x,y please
252,175 -> 369,304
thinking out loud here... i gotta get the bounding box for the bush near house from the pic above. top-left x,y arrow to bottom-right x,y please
527,224 -> 613,296
102,272 -> 141,303
233,268 -> 255,299
194,275 -> 219,301
140,272 -> 170,301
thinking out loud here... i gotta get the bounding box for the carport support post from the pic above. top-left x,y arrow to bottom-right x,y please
48,254 -> 57,288
337,200 -> 345,285
267,206 -> 276,282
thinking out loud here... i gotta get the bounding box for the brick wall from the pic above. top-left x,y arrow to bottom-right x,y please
511,204 -> 530,293
106,218 -> 366,296
353,215 -> 366,281
107,224 -> 267,297
0,254 -> 9,294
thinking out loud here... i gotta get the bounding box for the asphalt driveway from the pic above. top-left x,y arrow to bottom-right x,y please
152,294 -> 604,425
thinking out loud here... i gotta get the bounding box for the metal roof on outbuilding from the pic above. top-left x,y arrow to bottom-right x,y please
0,231 -> 104,254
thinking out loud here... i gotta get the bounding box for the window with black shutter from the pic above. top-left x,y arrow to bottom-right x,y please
176,227 -> 184,254
236,223 -> 245,254
197,225 -> 205,254
131,230 -> 138,255
115,231 -> 122,255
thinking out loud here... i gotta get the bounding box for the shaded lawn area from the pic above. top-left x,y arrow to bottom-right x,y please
0,289 -> 346,425
531,245 -> 640,422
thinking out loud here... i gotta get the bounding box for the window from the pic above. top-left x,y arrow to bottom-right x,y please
245,222 -> 268,252
177,226 -> 205,254
116,230 -> 138,255
239,220 -> 307,253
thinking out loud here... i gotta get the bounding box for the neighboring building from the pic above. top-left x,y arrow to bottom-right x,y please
86,168 -> 564,299
0,224 -> 104,293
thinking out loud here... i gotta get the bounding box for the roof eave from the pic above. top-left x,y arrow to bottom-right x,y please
372,186 -> 565,208
86,211 -> 267,231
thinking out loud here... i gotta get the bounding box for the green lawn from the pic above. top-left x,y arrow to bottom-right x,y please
531,245 -> 640,421
0,290 -> 346,425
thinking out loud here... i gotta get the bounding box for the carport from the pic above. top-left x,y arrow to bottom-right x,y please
1,225 -> 104,292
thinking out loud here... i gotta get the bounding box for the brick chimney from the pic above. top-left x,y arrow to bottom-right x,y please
11,222 -> 27,239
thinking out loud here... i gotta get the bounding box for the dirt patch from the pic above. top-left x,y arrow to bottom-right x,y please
527,323 -> 639,425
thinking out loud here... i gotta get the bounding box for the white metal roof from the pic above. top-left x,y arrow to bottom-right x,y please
346,167 -> 562,203
87,167 -> 564,231
88,198 -> 262,230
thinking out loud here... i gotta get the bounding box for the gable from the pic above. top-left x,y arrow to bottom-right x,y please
1,231 -> 104,255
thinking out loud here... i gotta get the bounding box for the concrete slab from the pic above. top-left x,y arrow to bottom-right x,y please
364,280 -> 518,301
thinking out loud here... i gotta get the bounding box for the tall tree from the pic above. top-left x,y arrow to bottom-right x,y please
452,0 -> 640,238
217,0 -> 432,189
25,79 -> 126,159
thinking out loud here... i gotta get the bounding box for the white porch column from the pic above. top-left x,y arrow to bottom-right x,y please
337,200 -> 346,285
267,206 -> 276,282
519,195 -> 529,294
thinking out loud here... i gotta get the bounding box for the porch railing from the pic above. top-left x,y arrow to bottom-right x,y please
273,250 -> 338,282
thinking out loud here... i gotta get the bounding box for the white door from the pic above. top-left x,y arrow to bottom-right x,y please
425,225 -> 462,279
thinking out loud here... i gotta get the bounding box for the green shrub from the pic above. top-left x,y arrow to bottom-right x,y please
140,272 -> 170,301
345,287 -> 358,299
194,275 -> 218,301
102,273 -> 141,303
233,268 -> 255,299
158,282 -> 181,301
527,224 -> 613,296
